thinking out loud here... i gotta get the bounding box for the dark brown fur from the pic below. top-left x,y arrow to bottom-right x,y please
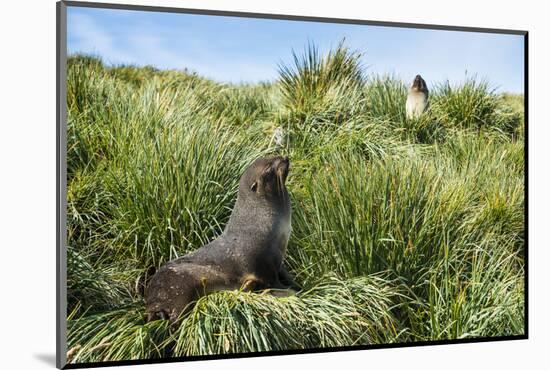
145,156 -> 296,322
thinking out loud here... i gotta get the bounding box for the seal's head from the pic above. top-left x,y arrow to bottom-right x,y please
411,74 -> 428,94
239,156 -> 290,202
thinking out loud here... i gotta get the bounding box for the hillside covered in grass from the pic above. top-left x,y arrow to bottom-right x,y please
65,44 -> 525,364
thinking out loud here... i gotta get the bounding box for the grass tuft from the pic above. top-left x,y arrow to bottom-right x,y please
278,40 -> 366,123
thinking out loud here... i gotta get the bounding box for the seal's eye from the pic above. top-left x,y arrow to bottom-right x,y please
250,182 -> 258,192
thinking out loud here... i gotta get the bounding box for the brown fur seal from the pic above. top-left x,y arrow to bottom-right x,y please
406,74 -> 429,119
145,156 -> 297,322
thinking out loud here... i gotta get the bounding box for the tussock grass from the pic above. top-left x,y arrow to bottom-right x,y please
66,44 -> 524,364
364,75 -> 407,122
278,41 -> 365,123
431,77 -> 523,136
68,275 -> 404,362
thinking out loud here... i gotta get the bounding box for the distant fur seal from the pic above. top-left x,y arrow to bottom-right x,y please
145,156 -> 297,322
406,74 -> 429,119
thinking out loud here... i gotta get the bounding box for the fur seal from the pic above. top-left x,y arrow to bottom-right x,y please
406,74 -> 429,119
145,156 -> 297,322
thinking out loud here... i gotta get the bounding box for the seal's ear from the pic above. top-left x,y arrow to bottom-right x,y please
250,182 -> 258,192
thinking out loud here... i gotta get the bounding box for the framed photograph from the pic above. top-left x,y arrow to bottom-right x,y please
56,1 -> 527,368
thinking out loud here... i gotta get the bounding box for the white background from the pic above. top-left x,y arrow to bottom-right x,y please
0,0 -> 547,369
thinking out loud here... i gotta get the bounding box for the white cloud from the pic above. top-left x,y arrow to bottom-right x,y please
68,12 -> 133,64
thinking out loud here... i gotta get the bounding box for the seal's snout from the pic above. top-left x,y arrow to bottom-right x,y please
277,156 -> 289,168
411,74 -> 427,92
274,156 -> 290,182
269,156 -> 289,188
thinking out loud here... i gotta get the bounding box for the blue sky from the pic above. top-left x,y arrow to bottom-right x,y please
67,6 -> 525,93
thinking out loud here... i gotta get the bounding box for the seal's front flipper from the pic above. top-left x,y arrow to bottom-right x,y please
240,274 -> 264,292
278,265 -> 301,291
